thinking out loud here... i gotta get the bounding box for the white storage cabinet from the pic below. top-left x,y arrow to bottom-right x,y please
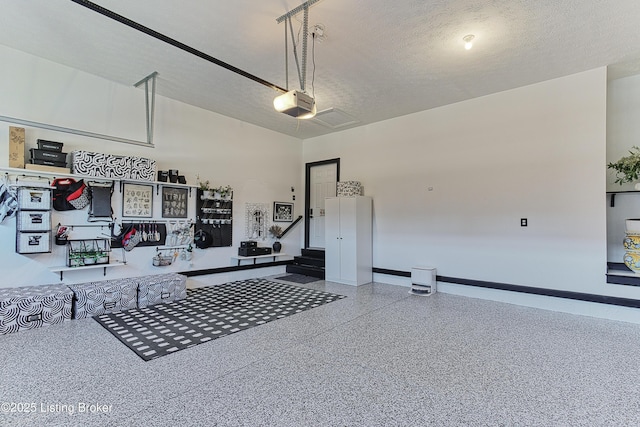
325,196 -> 372,286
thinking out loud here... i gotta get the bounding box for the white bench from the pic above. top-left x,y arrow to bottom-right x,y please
230,253 -> 291,266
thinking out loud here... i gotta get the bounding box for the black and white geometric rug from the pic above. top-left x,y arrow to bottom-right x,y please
94,279 -> 346,361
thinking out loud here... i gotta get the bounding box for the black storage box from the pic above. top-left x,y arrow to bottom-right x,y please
157,171 -> 169,182
169,169 -> 179,183
37,139 -> 64,152
238,246 -> 272,256
240,241 -> 257,248
30,149 -> 67,163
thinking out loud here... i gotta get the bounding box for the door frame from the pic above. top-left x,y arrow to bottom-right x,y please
304,158 -> 340,249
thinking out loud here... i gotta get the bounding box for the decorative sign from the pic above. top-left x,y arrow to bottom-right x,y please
162,187 -> 189,218
122,183 -> 153,218
273,202 -> 293,222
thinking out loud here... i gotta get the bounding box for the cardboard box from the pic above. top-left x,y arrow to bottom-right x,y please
9,126 -> 25,168
24,163 -> 71,174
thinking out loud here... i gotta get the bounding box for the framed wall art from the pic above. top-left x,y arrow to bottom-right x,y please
122,183 -> 153,218
273,202 -> 293,222
162,186 -> 189,218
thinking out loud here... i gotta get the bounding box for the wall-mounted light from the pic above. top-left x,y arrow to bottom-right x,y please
463,34 -> 475,50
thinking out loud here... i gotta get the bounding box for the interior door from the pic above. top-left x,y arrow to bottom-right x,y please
308,162 -> 337,248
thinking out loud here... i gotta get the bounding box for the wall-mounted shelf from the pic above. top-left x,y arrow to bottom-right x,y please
230,253 -> 291,266
606,190 -> 640,207
50,261 -> 126,280
1,167 -> 197,190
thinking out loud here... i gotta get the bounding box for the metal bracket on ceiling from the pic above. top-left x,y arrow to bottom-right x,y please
134,71 -> 158,146
277,0 -> 320,93
275,0 -> 321,24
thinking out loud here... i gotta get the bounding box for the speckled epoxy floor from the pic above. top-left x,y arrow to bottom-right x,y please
1,277 -> 640,426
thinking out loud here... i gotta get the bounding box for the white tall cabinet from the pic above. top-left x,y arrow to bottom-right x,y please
325,196 -> 372,286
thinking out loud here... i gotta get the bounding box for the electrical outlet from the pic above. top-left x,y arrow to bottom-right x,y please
521,218 -> 528,227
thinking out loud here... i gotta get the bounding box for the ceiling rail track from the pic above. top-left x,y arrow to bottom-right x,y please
69,0 -> 287,94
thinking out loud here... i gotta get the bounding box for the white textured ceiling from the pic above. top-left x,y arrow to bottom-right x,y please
1,0 -> 640,139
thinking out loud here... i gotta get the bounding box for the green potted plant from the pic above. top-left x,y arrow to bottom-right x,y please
197,175 -> 212,199
608,146 -> 640,186
213,185 -> 232,199
608,147 -> 640,233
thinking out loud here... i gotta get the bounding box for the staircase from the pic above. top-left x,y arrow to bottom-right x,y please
286,249 -> 325,279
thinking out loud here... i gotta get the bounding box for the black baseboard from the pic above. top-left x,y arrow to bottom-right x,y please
180,260 -> 292,277
373,267 -> 640,309
372,267 -> 411,277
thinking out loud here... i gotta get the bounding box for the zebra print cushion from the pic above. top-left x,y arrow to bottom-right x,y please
0,284 -> 73,335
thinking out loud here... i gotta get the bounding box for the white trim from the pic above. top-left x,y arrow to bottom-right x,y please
373,273 -> 640,324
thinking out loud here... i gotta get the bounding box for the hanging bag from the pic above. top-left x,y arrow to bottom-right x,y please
52,178 -> 77,211
66,179 -> 90,210
112,223 -> 142,251
0,174 -> 17,223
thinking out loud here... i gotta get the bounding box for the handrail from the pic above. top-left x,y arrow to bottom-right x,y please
278,215 -> 303,239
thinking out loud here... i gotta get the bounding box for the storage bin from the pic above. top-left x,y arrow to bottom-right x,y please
103,154 -> 131,179
17,210 -> 51,231
36,139 -> 64,152
137,273 -> 187,308
29,148 -> 68,163
17,188 -> 51,210
0,284 -> 73,334
337,181 -> 364,197
69,279 -> 138,319
129,156 -> 157,181
16,231 -> 51,254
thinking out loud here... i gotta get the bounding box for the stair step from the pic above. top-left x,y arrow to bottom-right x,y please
301,249 -> 325,260
286,264 -> 325,279
294,256 -> 325,268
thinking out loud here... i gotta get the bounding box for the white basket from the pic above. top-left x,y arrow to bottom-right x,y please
17,211 -> 51,231
17,188 -> 51,210
16,232 -> 51,254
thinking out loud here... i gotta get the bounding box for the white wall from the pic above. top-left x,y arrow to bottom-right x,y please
0,45 -> 302,287
304,68 -> 640,300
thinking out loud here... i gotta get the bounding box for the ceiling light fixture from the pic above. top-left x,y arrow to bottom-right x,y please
274,90 -> 317,119
463,34 -> 475,50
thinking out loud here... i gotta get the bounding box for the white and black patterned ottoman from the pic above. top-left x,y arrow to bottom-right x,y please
0,284 -> 73,335
137,273 -> 187,308
69,279 -> 138,319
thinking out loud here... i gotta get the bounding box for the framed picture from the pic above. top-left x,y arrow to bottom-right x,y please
273,202 -> 293,222
122,183 -> 153,218
162,186 -> 189,218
